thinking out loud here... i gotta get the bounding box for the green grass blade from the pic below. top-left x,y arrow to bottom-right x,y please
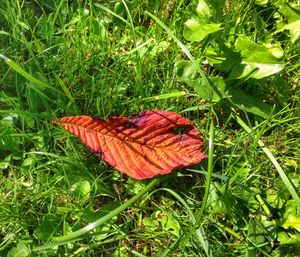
122,0 -> 143,92
0,54 -> 61,96
233,112 -> 300,210
53,73 -> 75,103
94,3 -> 129,25
144,11 -> 211,86
188,169 -> 253,192
157,188 -> 210,257
171,120 -> 215,257
140,91 -> 187,102
0,54 -> 48,88
195,120 -> 214,225
32,178 -> 160,251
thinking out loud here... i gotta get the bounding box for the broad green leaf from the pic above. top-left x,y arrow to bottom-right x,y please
71,180 -> 91,201
234,36 -> 284,79
176,60 -> 224,101
255,0 -> 268,5
278,231 -> 300,245
34,215 -> 61,241
0,155 -> 10,169
194,76 -> 225,102
228,87 -> 272,118
196,0 -> 211,20
265,189 -> 284,209
236,62 -> 284,79
159,213 -> 181,237
175,60 -> 198,80
277,20 -> 300,42
204,46 -> 241,73
0,121 -> 20,151
184,19 -> 222,42
91,18 -> 108,41
205,37 -> 284,80
126,179 -> 144,195
282,216 -> 300,232
180,77 -> 218,100
142,216 -> 160,229
283,200 -> 298,219
235,37 -> 284,63
7,243 -> 31,257
248,220 -> 266,245
247,219 -> 266,256
207,183 -> 235,215
277,2 -> 300,23
113,1 -> 127,24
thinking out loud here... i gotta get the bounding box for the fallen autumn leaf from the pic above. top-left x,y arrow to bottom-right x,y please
52,110 -> 206,179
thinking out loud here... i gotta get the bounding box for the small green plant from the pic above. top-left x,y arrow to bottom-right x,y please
175,0 -> 294,118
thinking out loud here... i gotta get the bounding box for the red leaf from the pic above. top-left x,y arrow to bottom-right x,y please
52,110 -> 206,179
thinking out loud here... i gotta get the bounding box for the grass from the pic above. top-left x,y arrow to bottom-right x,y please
1,0 -> 300,256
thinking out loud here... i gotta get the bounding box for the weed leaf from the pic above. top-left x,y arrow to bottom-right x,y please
234,36 -> 285,79
184,19 -> 222,42
228,87 -> 272,118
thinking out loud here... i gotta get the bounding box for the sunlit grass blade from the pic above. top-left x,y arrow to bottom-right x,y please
94,3 -> 129,25
168,120 -> 215,257
188,169 -> 253,192
233,112 -> 300,210
195,120 -> 214,224
144,12 -> 205,79
0,54 -> 47,89
0,54 -> 61,95
144,11 -> 216,102
32,178 -> 161,252
140,91 -> 188,102
53,73 -> 75,103
155,188 -> 211,257
122,0 -> 143,91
